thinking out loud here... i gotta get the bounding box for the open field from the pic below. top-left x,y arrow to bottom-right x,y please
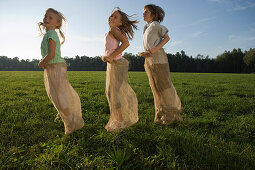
0,71 -> 254,169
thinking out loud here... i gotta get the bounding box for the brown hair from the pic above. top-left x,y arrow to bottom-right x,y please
111,8 -> 138,40
38,8 -> 67,45
144,4 -> 165,23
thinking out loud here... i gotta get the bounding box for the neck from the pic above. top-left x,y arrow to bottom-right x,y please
46,28 -> 55,32
46,25 -> 56,32
146,20 -> 153,24
109,25 -> 119,30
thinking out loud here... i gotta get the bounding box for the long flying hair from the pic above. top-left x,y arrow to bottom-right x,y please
111,7 -> 138,40
38,8 -> 67,45
144,4 -> 165,23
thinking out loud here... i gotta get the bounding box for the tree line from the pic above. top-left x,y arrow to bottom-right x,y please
0,48 -> 254,73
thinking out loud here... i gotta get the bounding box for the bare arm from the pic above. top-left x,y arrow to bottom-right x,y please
39,39 -> 56,68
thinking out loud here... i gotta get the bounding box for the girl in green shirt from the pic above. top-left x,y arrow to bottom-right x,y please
38,8 -> 84,134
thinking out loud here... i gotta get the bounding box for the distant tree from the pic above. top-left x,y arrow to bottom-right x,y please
243,48 -> 255,72
0,56 -> 8,70
230,48 -> 244,73
216,51 -> 231,72
0,48 -> 253,73
123,53 -> 145,71
216,49 -> 244,73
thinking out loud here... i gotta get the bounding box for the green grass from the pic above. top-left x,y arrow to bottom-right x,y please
0,71 -> 254,169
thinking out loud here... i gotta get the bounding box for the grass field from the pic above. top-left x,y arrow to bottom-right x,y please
0,71 -> 254,169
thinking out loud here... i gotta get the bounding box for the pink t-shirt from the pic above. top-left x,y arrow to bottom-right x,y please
104,32 -> 122,60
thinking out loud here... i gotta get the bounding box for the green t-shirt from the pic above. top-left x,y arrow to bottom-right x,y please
41,30 -> 65,64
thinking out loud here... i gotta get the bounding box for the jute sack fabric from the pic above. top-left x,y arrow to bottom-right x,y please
44,63 -> 84,134
105,58 -> 138,132
144,48 -> 183,125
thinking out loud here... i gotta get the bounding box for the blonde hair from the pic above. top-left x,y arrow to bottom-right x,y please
144,4 -> 165,23
38,8 -> 67,45
110,8 -> 138,40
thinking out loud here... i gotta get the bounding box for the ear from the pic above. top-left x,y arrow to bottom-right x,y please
55,23 -> 61,29
56,22 -> 61,28
150,12 -> 155,19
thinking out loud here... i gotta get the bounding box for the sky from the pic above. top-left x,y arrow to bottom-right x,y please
0,0 -> 255,60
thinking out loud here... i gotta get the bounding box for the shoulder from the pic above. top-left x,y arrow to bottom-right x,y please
148,21 -> 163,30
46,30 -> 59,42
151,21 -> 160,27
151,21 -> 168,28
151,21 -> 168,32
47,30 -> 57,34
47,30 -> 58,36
109,27 -> 121,35
109,27 -> 125,39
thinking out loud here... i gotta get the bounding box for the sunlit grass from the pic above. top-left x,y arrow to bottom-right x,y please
0,71 -> 254,169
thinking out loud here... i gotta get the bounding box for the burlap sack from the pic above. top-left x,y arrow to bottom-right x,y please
44,63 -> 84,134
105,58 -> 138,132
144,49 -> 183,125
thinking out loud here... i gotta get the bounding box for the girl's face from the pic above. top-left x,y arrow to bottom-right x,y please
143,7 -> 153,23
43,11 -> 59,31
108,11 -> 122,28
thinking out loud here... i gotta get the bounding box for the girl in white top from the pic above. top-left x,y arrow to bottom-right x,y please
139,4 -> 183,125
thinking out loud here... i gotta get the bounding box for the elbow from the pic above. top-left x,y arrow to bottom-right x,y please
123,41 -> 129,49
163,34 -> 170,42
125,41 -> 130,47
166,36 -> 170,42
126,42 -> 130,48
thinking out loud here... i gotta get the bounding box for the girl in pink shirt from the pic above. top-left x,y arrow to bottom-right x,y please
102,8 -> 138,132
